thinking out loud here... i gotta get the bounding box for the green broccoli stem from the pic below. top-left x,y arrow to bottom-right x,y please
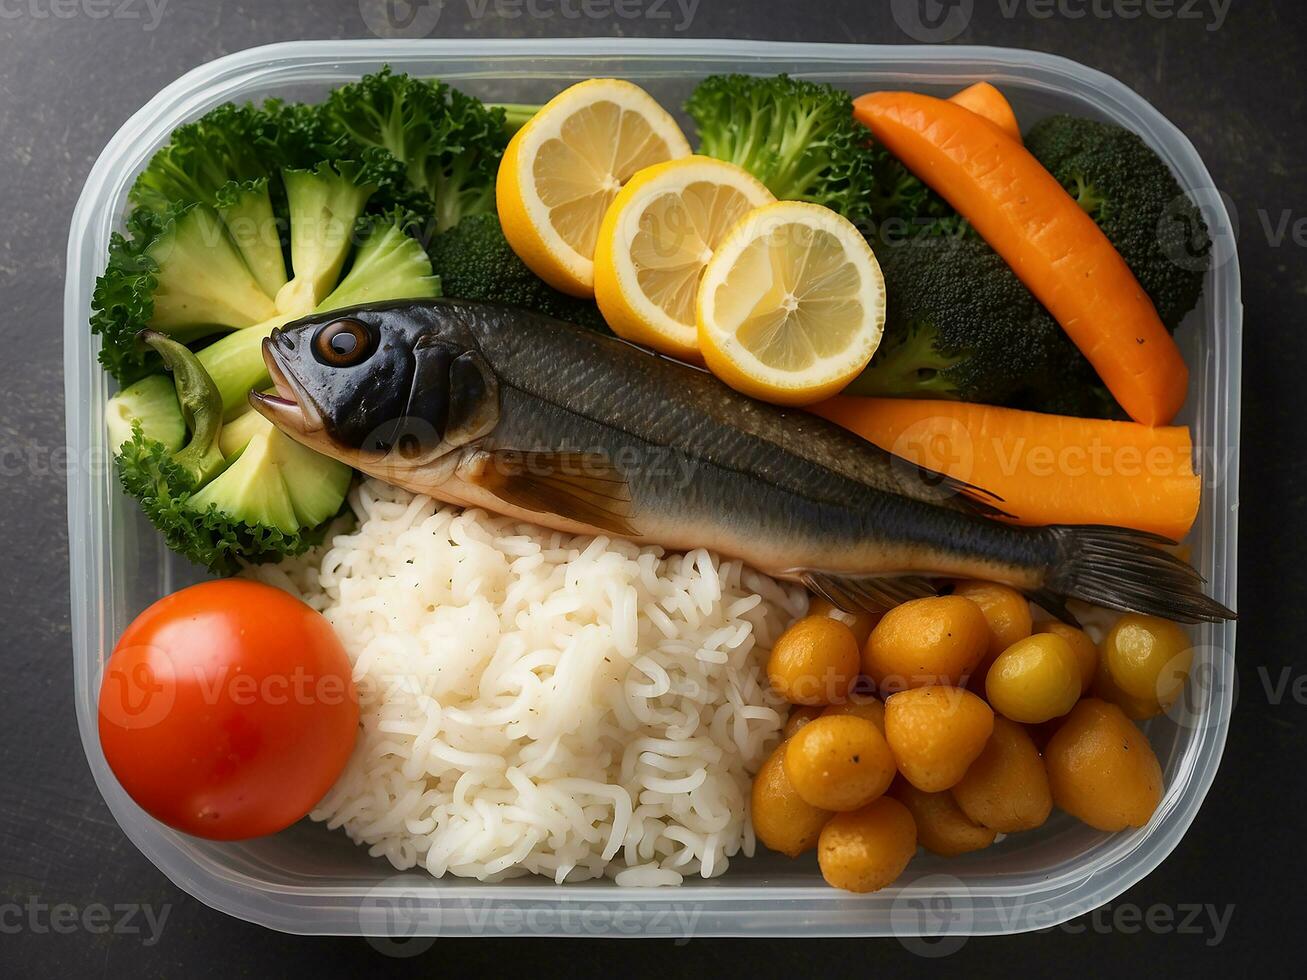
844,323 -> 963,399
1065,173 -> 1108,219
769,105 -> 824,201
197,313 -> 295,418
490,103 -> 543,137
138,331 -> 226,485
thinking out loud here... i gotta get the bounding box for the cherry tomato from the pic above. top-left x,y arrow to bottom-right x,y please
98,579 -> 358,840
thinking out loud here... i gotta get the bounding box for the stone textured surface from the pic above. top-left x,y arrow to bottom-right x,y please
1,0 -> 1300,973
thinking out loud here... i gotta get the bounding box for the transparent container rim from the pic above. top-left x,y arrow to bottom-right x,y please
64,37 -> 1241,938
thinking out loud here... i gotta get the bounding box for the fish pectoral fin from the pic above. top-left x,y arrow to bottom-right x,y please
468,449 -> 637,537
801,571 -> 938,615
1024,588 -> 1082,628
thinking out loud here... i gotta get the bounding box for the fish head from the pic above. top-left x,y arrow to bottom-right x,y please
250,302 -> 500,476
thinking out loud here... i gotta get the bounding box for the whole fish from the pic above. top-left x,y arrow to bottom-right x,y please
251,299 -> 1232,623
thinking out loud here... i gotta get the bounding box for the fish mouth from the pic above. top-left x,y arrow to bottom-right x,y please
249,335 -> 324,436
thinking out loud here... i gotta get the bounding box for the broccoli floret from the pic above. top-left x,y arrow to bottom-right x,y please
848,236 -> 1117,418
426,213 -> 607,331
278,160 -> 381,311
143,205 -> 281,332
118,423 -> 302,573
189,410 -> 352,537
321,67 -> 509,233
866,145 -> 972,244
216,177 -> 289,297
114,334 -> 350,574
129,100 -> 320,214
91,204 -> 279,383
317,211 -> 442,314
93,159 -> 388,385
106,373 -> 184,455
1025,114 -> 1210,329
685,74 -> 879,230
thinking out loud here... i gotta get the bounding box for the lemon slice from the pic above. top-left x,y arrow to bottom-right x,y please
594,156 -> 775,361
496,79 -> 691,297
696,201 -> 886,406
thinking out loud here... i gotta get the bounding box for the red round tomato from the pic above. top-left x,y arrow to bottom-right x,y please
98,579 -> 358,840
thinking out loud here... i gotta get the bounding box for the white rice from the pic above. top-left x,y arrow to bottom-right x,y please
253,478 -> 806,886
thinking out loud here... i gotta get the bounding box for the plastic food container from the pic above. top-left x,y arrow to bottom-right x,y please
65,38 -> 1240,939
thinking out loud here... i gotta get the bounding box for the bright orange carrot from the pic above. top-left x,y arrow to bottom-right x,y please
853,92 -> 1188,427
811,397 -> 1200,541
948,82 -> 1021,141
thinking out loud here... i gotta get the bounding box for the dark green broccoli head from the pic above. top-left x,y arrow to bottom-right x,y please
1025,114 -> 1210,330
321,67 -> 508,234
685,74 -> 879,230
427,213 -> 608,331
849,236 -> 1118,418
866,145 -> 972,244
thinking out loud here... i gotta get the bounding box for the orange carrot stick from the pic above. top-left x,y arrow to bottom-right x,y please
948,82 -> 1021,142
812,396 -> 1200,541
853,91 -> 1188,426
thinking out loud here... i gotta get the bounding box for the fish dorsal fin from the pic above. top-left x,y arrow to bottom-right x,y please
469,450 -> 637,537
801,571 -> 938,615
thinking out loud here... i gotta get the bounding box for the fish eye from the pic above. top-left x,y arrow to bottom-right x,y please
313,319 -> 372,367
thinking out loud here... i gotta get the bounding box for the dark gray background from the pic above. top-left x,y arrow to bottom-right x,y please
2,0 -> 1301,974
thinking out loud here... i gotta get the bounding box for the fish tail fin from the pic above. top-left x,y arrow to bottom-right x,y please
1043,525 -> 1235,624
